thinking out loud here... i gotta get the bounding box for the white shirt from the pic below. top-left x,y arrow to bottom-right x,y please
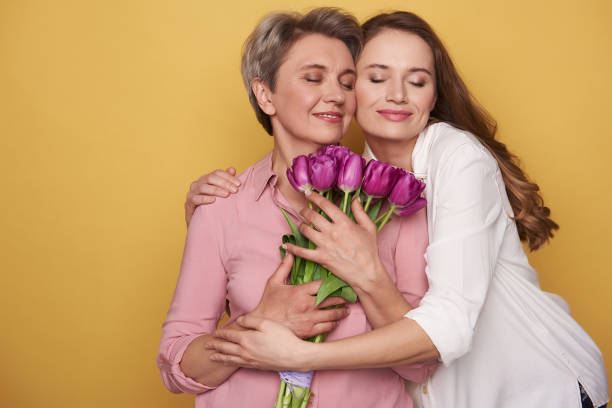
364,122 -> 608,408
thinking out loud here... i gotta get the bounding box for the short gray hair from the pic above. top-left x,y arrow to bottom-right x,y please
241,7 -> 363,135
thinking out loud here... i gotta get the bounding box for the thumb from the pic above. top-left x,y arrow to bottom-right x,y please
268,253 -> 294,285
237,314 -> 268,331
352,196 -> 376,232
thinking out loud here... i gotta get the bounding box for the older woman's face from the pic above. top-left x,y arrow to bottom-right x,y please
268,33 -> 356,146
355,29 -> 436,143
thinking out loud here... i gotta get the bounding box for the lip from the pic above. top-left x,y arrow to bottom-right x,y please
377,109 -> 412,122
313,111 -> 343,124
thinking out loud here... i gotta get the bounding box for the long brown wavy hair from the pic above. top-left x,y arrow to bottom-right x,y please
362,12 -> 558,250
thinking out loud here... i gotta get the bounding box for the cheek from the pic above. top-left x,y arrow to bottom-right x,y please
355,82 -> 374,109
417,90 -> 437,114
345,93 -> 357,116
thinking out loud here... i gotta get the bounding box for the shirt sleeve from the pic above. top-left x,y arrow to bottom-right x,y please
404,143 -> 508,366
156,204 -> 229,394
390,209 -> 438,382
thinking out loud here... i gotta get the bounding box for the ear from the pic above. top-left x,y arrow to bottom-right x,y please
251,78 -> 276,116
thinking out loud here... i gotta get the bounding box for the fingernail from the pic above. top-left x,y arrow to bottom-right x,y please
231,187 -> 238,193
304,189 -> 312,196
281,243 -> 287,249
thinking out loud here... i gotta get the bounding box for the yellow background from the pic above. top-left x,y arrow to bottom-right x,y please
1,0 -> 610,406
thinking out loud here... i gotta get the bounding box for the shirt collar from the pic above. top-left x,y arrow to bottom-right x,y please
251,151 -> 278,201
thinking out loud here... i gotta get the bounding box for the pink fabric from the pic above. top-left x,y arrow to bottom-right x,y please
157,152 -> 436,407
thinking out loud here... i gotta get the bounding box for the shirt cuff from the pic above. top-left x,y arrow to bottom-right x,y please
157,334 -> 216,394
391,359 -> 438,383
404,303 -> 471,366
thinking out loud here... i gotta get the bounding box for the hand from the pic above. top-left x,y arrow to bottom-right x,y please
284,191 -> 385,293
252,253 -> 349,339
185,167 -> 241,225
207,315 -> 312,371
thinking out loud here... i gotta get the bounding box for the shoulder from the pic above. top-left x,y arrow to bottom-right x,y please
424,122 -> 498,173
192,157 -> 263,221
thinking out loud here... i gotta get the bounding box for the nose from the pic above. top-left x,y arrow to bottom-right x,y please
322,79 -> 346,105
385,76 -> 407,104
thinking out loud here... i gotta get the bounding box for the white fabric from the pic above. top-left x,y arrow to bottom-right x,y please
363,122 -> 608,408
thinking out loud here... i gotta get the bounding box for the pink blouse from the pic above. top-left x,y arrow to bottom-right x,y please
157,152 -> 436,407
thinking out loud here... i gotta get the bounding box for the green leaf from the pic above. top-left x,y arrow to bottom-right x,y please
367,198 -> 383,222
280,208 -> 307,248
302,240 -> 317,282
341,286 -> 358,302
303,260 -> 316,283
312,263 -> 321,281
316,274 -> 348,305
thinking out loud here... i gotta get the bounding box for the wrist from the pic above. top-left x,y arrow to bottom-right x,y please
352,259 -> 393,297
293,340 -> 318,372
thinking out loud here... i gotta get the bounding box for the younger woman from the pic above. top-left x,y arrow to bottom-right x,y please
191,11 -> 608,408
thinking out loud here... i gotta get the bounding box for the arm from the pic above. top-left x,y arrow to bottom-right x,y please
157,205 -> 232,393
208,314 -> 437,372
404,143 -> 507,365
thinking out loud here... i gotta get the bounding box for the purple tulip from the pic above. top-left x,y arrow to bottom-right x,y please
361,160 -> 402,198
319,145 -> 350,163
286,155 -> 312,192
337,153 -> 365,193
388,171 -> 426,215
395,197 -> 427,216
308,153 -> 338,192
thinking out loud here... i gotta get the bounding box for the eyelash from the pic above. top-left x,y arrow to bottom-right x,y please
304,77 -> 354,90
369,78 -> 426,88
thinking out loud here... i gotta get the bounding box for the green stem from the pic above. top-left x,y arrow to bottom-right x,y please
276,381 -> 286,408
377,205 -> 396,232
363,195 -> 373,213
341,191 -> 349,213
282,383 -> 292,408
299,389 -> 311,408
374,207 -> 393,224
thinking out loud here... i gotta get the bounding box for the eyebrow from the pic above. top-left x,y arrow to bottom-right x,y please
300,64 -> 356,76
364,63 -> 432,76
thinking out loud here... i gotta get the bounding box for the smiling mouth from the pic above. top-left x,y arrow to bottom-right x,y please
377,109 -> 412,122
314,112 -> 343,123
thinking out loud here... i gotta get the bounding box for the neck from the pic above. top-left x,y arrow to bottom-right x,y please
365,133 -> 418,171
271,131 -> 323,212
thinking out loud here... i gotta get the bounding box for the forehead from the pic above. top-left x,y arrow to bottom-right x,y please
357,29 -> 434,70
281,33 -> 355,71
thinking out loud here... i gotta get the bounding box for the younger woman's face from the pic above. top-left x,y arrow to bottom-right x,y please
267,33 -> 356,148
355,29 -> 437,143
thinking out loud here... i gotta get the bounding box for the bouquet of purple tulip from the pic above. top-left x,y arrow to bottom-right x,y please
274,145 -> 426,408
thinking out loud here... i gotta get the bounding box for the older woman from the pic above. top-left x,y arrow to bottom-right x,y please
189,11 -> 608,408
157,8 -> 435,408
